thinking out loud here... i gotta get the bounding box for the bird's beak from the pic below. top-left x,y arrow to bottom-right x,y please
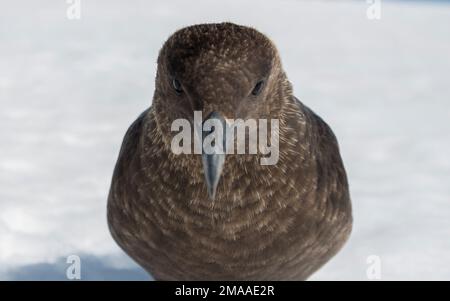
201,111 -> 229,201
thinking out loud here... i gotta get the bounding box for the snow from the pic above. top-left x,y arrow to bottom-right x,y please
0,0 -> 449,280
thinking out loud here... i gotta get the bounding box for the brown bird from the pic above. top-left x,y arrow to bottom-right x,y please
107,22 -> 352,280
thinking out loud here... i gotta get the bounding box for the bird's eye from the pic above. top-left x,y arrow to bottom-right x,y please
251,80 -> 264,96
172,78 -> 183,94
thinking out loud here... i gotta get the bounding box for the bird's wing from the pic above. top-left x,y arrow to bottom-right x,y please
116,109 -> 149,163
291,97 -> 352,267
107,108 -> 150,245
296,96 -> 351,211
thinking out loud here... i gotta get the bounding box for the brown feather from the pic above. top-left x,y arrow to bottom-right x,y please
107,22 -> 352,280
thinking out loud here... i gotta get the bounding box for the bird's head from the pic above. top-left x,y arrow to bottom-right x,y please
153,23 -> 292,200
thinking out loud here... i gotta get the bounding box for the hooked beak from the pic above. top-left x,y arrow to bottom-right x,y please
201,111 -> 228,200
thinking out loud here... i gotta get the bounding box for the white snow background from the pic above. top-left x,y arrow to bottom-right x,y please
0,0 -> 449,280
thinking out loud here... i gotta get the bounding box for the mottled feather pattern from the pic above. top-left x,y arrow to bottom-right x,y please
107,23 -> 352,280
